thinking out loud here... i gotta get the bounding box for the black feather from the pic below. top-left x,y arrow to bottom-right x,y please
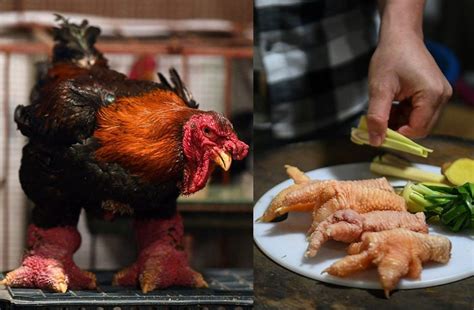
16,17 -> 189,228
157,73 -> 172,90
157,68 -> 199,109
14,105 -> 32,137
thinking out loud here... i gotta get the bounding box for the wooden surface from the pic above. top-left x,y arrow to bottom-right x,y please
0,0 -> 254,23
433,103 -> 474,140
254,136 -> 474,309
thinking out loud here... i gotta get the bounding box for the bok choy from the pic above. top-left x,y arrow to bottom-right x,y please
402,182 -> 474,232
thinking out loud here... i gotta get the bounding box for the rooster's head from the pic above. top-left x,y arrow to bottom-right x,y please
181,111 -> 248,195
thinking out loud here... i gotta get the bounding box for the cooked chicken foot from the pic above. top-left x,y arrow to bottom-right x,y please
258,171 -> 394,222
309,185 -> 406,232
0,224 -> 96,292
323,228 -> 451,298
112,214 -> 207,293
305,210 -> 428,257
285,165 -> 311,184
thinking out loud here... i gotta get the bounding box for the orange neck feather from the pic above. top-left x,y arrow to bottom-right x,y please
93,90 -> 198,182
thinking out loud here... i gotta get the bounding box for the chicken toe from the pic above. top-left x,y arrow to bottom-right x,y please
323,251 -> 372,277
306,210 -> 428,258
113,214 -> 207,292
377,249 -> 411,297
407,257 -> 423,279
1,225 -> 96,292
113,246 -> 207,293
325,229 -> 451,297
305,209 -> 364,258
285,165 -> 311,184
311,187 -> 406,225
259,171 -> 394,223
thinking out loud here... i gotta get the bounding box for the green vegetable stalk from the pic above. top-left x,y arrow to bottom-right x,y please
351,116 -> 433,157
402,182 -> 474,232
371,154 -> 446,183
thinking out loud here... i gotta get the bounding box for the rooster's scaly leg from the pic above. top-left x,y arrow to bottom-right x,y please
112,213 -> 207,292
1,225 -> 96,292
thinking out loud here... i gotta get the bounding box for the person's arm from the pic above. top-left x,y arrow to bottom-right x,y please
367,0 -> 452,146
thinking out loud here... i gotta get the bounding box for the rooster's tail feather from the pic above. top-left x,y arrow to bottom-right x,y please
157,68 -> 199,109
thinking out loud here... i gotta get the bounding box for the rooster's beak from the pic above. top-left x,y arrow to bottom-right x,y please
214,150 -> 232,171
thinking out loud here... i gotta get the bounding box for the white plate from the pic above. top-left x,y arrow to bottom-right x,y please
254,162 -> 474,290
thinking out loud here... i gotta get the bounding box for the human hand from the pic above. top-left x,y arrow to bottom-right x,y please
367,1 -> 452,146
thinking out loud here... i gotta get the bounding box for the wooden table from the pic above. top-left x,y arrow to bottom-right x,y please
254,136 -> 474,309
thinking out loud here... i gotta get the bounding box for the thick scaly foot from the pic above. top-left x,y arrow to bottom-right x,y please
0,225 -> 96,292
112,245 -> 207,293
112,214 -> 207,292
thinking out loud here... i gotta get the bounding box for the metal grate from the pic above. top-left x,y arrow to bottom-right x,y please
0,269 -> 253,308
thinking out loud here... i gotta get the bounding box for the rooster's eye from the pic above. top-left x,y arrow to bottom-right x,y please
203,127 -> 213,137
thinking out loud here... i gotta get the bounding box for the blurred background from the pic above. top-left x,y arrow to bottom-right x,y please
0,0 -> 253,271
255,0 -> 474,150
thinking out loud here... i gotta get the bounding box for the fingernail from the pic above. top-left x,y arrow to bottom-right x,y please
369,133 -> 383,146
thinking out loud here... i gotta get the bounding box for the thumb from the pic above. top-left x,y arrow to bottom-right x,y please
367,83 -> 395,146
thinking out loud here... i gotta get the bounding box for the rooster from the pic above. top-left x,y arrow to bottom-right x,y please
1,15 -> 248,293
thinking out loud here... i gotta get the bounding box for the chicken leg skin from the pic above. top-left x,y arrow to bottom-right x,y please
309,186 -> 406,231
112,213 -> 207,293
306,210 -> 428,258
0,224 -> 96,292
259,176 -> 394,223
324,229 -> 451,298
